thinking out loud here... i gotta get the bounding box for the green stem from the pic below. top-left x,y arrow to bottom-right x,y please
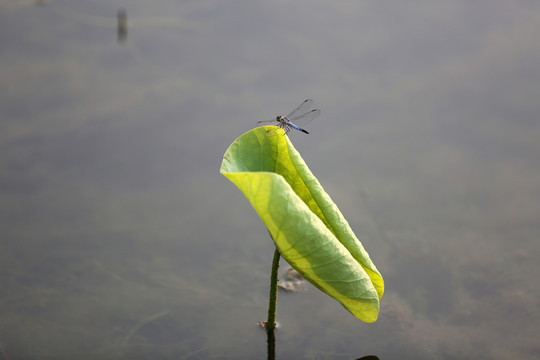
266,246 -> 281,332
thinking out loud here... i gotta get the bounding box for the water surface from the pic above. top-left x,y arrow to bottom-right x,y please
1,1 -> 539,359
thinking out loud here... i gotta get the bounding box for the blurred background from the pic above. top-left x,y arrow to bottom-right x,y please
1,0 -> 539,359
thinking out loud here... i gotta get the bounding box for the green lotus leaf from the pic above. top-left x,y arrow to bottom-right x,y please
220,126 -> 384,322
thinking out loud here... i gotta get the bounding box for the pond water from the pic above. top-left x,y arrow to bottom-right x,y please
1,0 -> 539,359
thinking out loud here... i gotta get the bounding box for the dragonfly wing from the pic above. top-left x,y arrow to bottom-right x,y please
257,119 -> 278,124
288,109 -> 321,126
285,99 -> 313,119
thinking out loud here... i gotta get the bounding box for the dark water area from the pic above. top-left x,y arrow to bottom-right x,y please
1,1 -> 539,359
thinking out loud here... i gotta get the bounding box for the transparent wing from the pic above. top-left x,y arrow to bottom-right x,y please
257,119 -> 278,124
287,109 -> 321,126
285,99 -> 313,119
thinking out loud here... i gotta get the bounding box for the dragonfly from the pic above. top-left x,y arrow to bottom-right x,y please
258,99 -> 321,134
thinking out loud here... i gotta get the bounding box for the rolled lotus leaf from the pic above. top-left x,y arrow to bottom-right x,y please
220,126 -> 384,322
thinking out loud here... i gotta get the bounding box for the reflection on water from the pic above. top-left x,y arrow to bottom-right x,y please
117,8 -> 127,44
1,0 -> 540,359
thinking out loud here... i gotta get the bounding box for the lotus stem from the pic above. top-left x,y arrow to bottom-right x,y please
266,246 -> 280,331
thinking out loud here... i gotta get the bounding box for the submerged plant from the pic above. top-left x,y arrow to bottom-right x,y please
220,126 -> 384,329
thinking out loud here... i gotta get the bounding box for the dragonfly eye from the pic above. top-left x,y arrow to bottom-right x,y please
276,116 -> 282,121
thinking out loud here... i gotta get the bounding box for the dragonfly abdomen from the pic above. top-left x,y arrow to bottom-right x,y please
287,122 -> 309,134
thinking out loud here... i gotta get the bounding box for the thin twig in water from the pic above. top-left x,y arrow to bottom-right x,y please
122,309 -> 170,345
